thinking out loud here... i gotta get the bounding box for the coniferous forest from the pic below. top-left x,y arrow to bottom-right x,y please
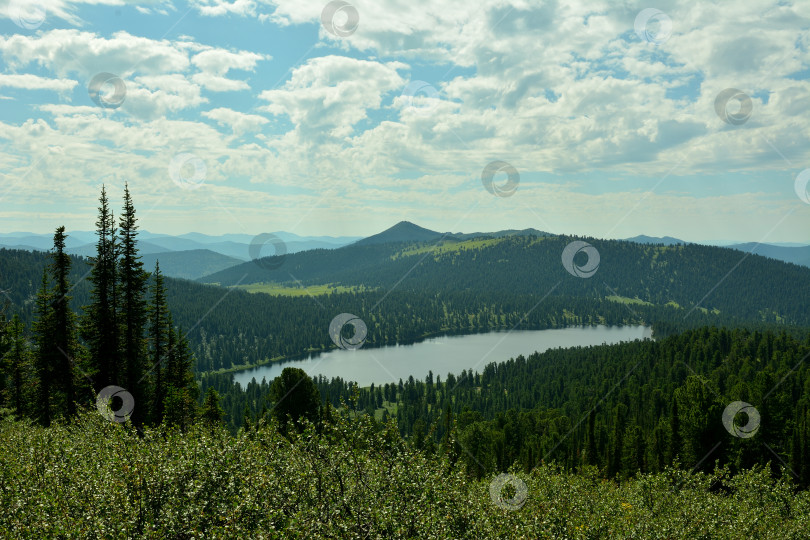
1,189 -> 810,537
0,187 -> 205,430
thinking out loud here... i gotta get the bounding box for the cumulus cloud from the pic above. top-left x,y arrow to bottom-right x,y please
190,49 -> 267,91
189,0 -> 258,17
0,0 -> 808,240
0,0 -> 175,26
0,73 -> 77,92
259,55 -> 405,140
0,30 -> 189,77
203,107 -> 269,133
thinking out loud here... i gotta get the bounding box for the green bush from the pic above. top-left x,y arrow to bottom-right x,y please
1,409 -> 808,538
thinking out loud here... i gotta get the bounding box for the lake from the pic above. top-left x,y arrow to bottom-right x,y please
232,325 -> 650,388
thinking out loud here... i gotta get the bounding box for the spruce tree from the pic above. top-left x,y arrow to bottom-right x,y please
584,409 -> 597,466
268,367 -> 320,433
669,398 -> 681,463
118,185 -> 149,424
83,186 -> 119,388
163,315 -> 198,429
608,403 -> 627,478
50,227 -> 77,417
200,387 -> 225,427
2,315 -> 29,418
32,270 -> 52,426
148,261 -> 168,424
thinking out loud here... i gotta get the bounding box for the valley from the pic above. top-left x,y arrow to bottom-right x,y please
2,1 -> 808,535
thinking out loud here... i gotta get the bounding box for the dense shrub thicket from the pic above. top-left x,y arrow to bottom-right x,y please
1,409 -> 808,539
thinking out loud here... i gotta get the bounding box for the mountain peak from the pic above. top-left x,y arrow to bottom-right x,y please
624,235 -> 686,246
354,221 -> 442,246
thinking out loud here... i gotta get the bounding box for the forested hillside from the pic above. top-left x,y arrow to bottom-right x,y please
203,326 -> 810,487
202,233 -> 810,327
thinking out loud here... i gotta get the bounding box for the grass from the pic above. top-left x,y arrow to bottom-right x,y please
605,295 -> 654,306
394,237 -> 507,259
232,282 -> 368,297
611,297 -> 721,315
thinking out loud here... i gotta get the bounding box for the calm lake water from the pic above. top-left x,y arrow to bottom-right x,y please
232,325 -> 650,388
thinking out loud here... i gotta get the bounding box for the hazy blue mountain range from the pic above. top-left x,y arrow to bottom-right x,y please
622,235 -> 686,246
0,231 -> 362,279
724,242 -> 810,268
621,234 -> 810,268
140,250 -> 245,281
3,225 -> 808,284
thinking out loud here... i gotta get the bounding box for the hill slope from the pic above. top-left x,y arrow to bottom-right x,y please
141,249 -> 243,280
200,232 -> 810,328
352,221 -> 446,246
726,242 -> 810,268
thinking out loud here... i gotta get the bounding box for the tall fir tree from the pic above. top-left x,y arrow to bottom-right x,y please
83,186 -> 120,389
118,185 -> 149,425
162,315 -> 198,428
200,387 -> 225,428
0,301 -> 8,397
148,261 -> 168,424
1,315 -> 30,418
584,409 -> 597,466
32,269 -> 52,426
50,227 -> 78,418
608,403 -> 627,478
669,397 -> 681,463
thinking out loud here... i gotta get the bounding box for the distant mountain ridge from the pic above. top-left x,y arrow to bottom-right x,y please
622,235 -> 810,268
4,226 -> 808,284
140,250 -> 244,281
353,221 -> 552,246
623,235 -> 686,246
0,230 -> 362,279
725,242 -> 810,268
353,221 -> 447,246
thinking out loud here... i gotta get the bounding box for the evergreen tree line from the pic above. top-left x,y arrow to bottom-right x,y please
0,186 -> 222,427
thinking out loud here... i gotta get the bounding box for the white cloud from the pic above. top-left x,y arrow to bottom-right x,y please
190,48 -> 267,91
122,74 -> 208,119
191,72 -> 249,92
189,0 -> 257,17
0,73 -> 77,92
0,0 -> 175,26
0,30 -> 190,78
39,104 -> 100,115
259,55 -> 405,140
203,107 -> 269,133
0,0 -> 808,240
191,49 -> 266,74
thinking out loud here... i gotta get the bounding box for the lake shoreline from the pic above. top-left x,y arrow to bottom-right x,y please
230,324 -> 650,388
199,320 -> 649,378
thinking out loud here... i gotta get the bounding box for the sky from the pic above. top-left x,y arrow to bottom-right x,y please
0,0 -> 809,243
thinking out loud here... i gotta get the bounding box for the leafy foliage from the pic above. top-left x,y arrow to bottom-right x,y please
0,409 -> 808,538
